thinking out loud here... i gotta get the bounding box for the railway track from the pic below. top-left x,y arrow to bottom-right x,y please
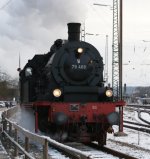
1,120 -> 140,159
125,104 -> 150,125
1,106 -> 149,159
138,109 -> 150,124
85,142 -> 138,159
127,104 -> 150,109
106,139 -> 150,159
124,124 -> 150,134
38,141 -> 139,159
60,142 -> 119,159
2,134 -> 139,159
124,120 -> 150,128
17,138 -> 140,159
123,120 -> 150,134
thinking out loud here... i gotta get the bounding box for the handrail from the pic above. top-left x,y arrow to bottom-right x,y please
1,106 -> 92,159
1,106 -> 48,159
3,130 -> 35,159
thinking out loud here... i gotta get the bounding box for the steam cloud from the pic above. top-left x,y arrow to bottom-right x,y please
0,0 -> 90,77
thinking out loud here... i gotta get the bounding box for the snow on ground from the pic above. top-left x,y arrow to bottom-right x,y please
107,126 -> 150,159
109,126 -> 150,148
0,105 -> 150,159
140,112 -> 150,122
124,106 -> 142,123
0,107 -> 71,159
124,106 -> 150,124
106,106 -> 150,159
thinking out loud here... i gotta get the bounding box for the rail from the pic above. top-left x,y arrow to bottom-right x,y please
1,106 -> 92,159
88,142 -> 138,159
123,124 -> 150,133
138,110 -> 150,125
124,120 -> 150,128
127,104 -> 150,109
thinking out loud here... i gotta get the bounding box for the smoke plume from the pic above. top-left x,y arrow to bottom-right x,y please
0,0 -> 90,77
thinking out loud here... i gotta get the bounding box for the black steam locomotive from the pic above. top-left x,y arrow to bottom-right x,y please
19,23 -> 124,146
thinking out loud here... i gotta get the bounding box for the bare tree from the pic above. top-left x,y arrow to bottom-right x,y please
0,67 -> 19,100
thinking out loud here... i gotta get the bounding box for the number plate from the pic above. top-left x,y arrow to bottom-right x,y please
70,104 -> 79,111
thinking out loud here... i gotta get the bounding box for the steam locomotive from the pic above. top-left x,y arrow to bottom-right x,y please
19,23 -> 125,146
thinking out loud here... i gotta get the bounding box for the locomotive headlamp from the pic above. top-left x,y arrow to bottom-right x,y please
77,48 -> 83,54
53,89 -> 62,97
25,67 -> 32,77
106,89 -> 113,97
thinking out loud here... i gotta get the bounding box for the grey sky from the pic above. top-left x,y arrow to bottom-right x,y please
0,0 -> 150,86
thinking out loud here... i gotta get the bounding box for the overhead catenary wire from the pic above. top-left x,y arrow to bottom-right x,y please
90,4 -> 112,31
0,0 -> 12,10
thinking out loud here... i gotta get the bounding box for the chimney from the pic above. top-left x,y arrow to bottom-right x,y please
67,23 -> 81,41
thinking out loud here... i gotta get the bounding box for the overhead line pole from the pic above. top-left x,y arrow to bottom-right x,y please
119,0 -> 123,100
112,0 -> 119,100
113,0 -> 126,135
118,0 -> 124,133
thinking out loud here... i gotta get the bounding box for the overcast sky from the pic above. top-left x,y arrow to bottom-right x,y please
0,0 -> 150,86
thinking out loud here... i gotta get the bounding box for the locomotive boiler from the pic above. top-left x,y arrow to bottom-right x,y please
19,23 -> 125,146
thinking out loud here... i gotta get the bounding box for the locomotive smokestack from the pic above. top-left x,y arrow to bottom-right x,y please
67,23 -> 81,41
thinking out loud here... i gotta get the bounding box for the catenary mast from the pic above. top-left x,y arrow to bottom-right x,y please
112,0 -> 125,134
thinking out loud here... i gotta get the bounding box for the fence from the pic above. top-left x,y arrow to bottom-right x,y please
1,106 -> 92,159
1,106 -> 48,159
